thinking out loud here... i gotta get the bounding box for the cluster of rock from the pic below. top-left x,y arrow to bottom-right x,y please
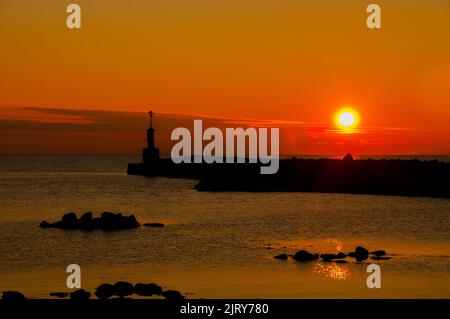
274,246 -> 391,263
65,281 -> 183,301
1,291 -> 26,303
2,282 -> 185,302
39,212 -> 162,230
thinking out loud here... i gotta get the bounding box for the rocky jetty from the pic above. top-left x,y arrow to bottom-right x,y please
193,157 -> 450,198
280,246 -> 391,264
39,211 -> 140,230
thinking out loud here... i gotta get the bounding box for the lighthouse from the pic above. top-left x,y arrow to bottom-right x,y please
142,111 -> 160,163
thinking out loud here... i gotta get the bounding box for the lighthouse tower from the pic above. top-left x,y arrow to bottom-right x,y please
142,111 -> 160,164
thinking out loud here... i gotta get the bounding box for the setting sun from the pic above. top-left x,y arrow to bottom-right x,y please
335,108 -> 360,130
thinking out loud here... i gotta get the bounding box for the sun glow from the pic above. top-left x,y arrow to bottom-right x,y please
335,108 -> 360,131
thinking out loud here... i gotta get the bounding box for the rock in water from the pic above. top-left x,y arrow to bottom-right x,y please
92,217 -> 102,229
78,212 -> 93,230
112,281 -> 133,298
100,212 -> 140,230
162,290 -> 184,300
354,246 -> 369,261
123,215 -> 140,229
134,283 -> 163,296
49,292 -> 69,298
143,223 -> 165,228
336,252 -> 347,259
292,250 -> 319,262
39,220 -> 51,228
100,212 -> 120,230
320,253 -> 337,261
2,291 -> 26,303
95,283 -> 113,299
70,289 -> 91,301
40,212 -> 141,230
51,221 -> 63,228
61,212 -> 78,229
370,250 -> 387,257
273,254 -> 288,260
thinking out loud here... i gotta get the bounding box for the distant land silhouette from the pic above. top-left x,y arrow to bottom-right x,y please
128,113 -> 450,198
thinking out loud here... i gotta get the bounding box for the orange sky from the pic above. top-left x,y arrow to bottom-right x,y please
0,1 -> 449,155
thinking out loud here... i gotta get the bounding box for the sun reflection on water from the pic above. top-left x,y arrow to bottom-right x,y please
313,263 -> 350,280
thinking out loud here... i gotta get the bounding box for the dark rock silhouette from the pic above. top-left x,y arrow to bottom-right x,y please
353,246 -> 369,262
70,289 -> 91,301
61,212 -> 78,229
39,220 -> 51,228
370,250 -> 387,257
134,283 -> 163,296
162,290 -> 184,300
342,153 -> 354,161
320,253 -> 337,261
112,281 -> 133,298
273,254 -> 288,260
79,212 -> 93,230
100,212 -> 139,230
2,291 -> 25,303
334,260 -> 348,264
39,212 -> 140,230
143,223 -> 165,228
95,283 -> 113,299
336,252 -> 347,259
292,250 -> 319,262
49,292 -> 69,298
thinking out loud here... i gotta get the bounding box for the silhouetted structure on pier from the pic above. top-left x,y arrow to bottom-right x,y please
142,111 -> 160,164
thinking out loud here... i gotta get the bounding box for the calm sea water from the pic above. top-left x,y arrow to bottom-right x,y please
0,155 -> 449,298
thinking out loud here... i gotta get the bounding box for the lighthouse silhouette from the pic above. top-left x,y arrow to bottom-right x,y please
142,111 -> 160,163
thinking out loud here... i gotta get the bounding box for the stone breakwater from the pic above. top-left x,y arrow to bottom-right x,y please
39,212 -> 165,230
274,246 -> 391,263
